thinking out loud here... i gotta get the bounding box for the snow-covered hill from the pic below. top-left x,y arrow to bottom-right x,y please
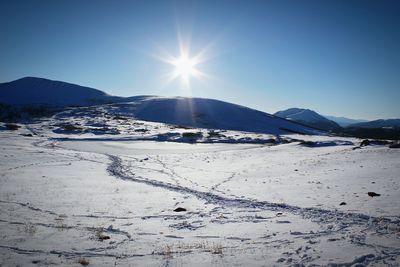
0,77 -> 127,106
274,108 -> 341,132
0,77 -> 321,135
116,97 -> 321,135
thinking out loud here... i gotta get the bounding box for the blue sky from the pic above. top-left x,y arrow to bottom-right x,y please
1,0 -> 399,120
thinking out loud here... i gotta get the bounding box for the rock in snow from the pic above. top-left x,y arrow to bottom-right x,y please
173,207 -> 187,212
367,192 -> 381,197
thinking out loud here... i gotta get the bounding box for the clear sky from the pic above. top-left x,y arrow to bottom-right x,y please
1,0 -> 399,120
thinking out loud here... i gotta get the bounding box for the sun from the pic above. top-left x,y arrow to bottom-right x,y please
172,54 -> 198,81
154,34 -> 211,88
169,52 -> 203,85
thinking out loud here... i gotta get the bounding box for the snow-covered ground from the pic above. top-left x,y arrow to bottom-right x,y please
0,107 -> 399,266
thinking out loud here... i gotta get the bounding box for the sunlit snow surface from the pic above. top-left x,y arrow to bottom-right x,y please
0,106 -> 399,266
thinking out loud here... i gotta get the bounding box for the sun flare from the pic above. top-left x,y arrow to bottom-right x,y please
172,54 -> 198,81
155,33 -> 211,88
159,50 -> 205,87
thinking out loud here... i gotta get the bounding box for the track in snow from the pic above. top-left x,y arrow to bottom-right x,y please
106,154 -> 400,235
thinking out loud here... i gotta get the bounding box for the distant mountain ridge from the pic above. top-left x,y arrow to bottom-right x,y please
274,108 -> 341,132
274,107 -> 400,139
349,119 -> 400,129
324,115 -> 367,127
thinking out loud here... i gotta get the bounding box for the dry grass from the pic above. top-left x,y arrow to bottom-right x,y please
157,241 -> 224,256
95,227 -> 110,241
210,243 -> 223,254
78,258 -> 90,265
161,245 -> 173,258
54,217 -> 68,231
24,223 -> 37,236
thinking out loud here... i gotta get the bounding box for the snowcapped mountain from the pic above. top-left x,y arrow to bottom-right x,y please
0,77 -> 321,135
274,108 -> 341,132
348,119 -> 400,129
0,77 -> 127,106
324,115 -> 367,127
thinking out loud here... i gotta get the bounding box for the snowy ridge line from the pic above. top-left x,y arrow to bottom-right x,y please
106,155 -> 400,229
48,136 -> 277,145
48,135 -> 356,148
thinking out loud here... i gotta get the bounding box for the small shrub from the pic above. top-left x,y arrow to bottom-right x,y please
95,228 -> 110,241
78,258 -> 90,266
5,123 -> 20,130
59,123 -> 83,132
134,128 -> 149,133
156,242 -> 223,257
22,106 -> 54,118
389,142 -> 400,148
55,217 -> 68,231
182,132 -> 203,139
0,104 -> 21,121
299,141 -> 316,147
173,125 -> 192,129
208,130 -> 224,138
24,223 -> 37,235
210,243 -> 223,254
161,245 -> 173,258
113,115 -> 128,120
360,139 -> 370,147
